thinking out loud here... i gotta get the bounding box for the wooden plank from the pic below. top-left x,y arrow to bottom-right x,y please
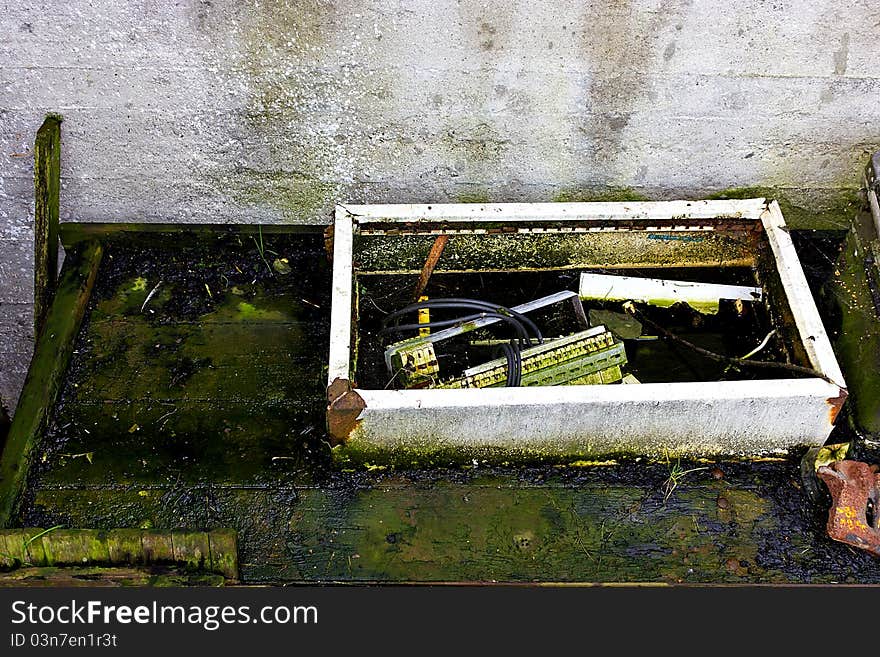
0,528 -> 237,578
0,566 -> 227,587
26,467 -> 880,584
33,115 -> 62,336
0,241 -> 102,527
353,231 -> 756,274
59,221 -> 324,249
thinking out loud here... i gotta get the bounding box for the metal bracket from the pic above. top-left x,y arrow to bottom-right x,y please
326,378 -> 366,446
817,459 -> 880,557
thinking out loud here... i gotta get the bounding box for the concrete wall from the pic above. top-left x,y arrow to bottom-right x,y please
2,0 -> 879,413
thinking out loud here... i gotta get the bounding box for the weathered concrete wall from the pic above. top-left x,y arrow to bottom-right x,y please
2,0 -> 879,413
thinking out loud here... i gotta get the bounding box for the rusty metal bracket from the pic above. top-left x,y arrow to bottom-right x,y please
326,378 -> 366,447
817,459 -> 880,557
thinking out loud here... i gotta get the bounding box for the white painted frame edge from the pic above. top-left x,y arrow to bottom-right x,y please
328,199 -> 845,414
339,198 -> 767,223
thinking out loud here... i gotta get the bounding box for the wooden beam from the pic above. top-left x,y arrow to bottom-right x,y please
0,528 -> 238,579
0,566 -> 227,587
0,241 -> 102,527
33,114 -> 63,337
59,221 -> 325,249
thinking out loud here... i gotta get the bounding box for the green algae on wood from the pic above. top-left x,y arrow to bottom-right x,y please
44,271 -> 328,486
0,241 -> 102,528
827,210 -> 880,434
33,115 -> 62,336
27,465 -> 880,584
59,222 -> 325,249
0,566 -> 226,587
0,528 -> 238,578
355,231 -> 755,274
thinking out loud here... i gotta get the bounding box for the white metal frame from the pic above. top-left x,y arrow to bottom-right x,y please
328,199 -> 847,458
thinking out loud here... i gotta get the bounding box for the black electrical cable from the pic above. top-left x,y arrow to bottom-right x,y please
379,311 -> 530,344
426,298 -> 544,344
387,306 -> 532,346
511,341 -> 522,386
383,301 -> 533,340
381,297 -> 541,387
497,341 -> 523,387
499,343 -> 516,387
407,300 -> 542,344
383,298 -> 543,344
378,312 -> 491,336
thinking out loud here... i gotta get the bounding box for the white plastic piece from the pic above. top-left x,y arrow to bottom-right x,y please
578,272 -> 762,314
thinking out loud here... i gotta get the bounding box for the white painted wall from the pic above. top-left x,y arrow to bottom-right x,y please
1,0 -> 879,412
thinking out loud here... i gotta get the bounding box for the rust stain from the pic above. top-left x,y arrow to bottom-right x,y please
327,377 -> 366,446
323,224 -> 334,261
826,388 -> 848,424
817,460 -> 880,557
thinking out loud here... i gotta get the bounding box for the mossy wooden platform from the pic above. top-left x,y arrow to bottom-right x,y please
1,225 -> 878,584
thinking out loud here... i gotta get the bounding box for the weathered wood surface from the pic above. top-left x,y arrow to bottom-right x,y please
33,115 -> 62,336
0,566 -> 226,587
12,233 -> 880,584
0,528 -> 237,578
59,222 -> 323,249
0,242 -> 102,527
829,211 -> 880,433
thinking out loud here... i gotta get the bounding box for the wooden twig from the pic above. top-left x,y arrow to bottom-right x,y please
622,302 -> 835,384
412,235 -> 449,301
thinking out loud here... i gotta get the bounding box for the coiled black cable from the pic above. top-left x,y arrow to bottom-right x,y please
383,298 -> 543,345
379,310 -> 530,345
382,297 -> 537,386
498,342 -> 522,387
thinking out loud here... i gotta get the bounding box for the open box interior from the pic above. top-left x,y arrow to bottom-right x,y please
327,200 -> 847,460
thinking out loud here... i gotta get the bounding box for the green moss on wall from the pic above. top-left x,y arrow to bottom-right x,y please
708,186 -> 861,230
552,187 -> 651,203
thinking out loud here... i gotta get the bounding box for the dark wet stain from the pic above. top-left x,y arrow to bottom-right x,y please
833,32 -> 849,75
577,0 -> 691,170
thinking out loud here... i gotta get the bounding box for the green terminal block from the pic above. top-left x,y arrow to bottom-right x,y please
386,339 -> 440,387
438,326 -> 627,389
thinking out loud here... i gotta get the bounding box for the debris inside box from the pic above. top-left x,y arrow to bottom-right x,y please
354,268 -> 802,391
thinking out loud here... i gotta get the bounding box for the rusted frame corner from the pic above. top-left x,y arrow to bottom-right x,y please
327,378 -> 366,447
